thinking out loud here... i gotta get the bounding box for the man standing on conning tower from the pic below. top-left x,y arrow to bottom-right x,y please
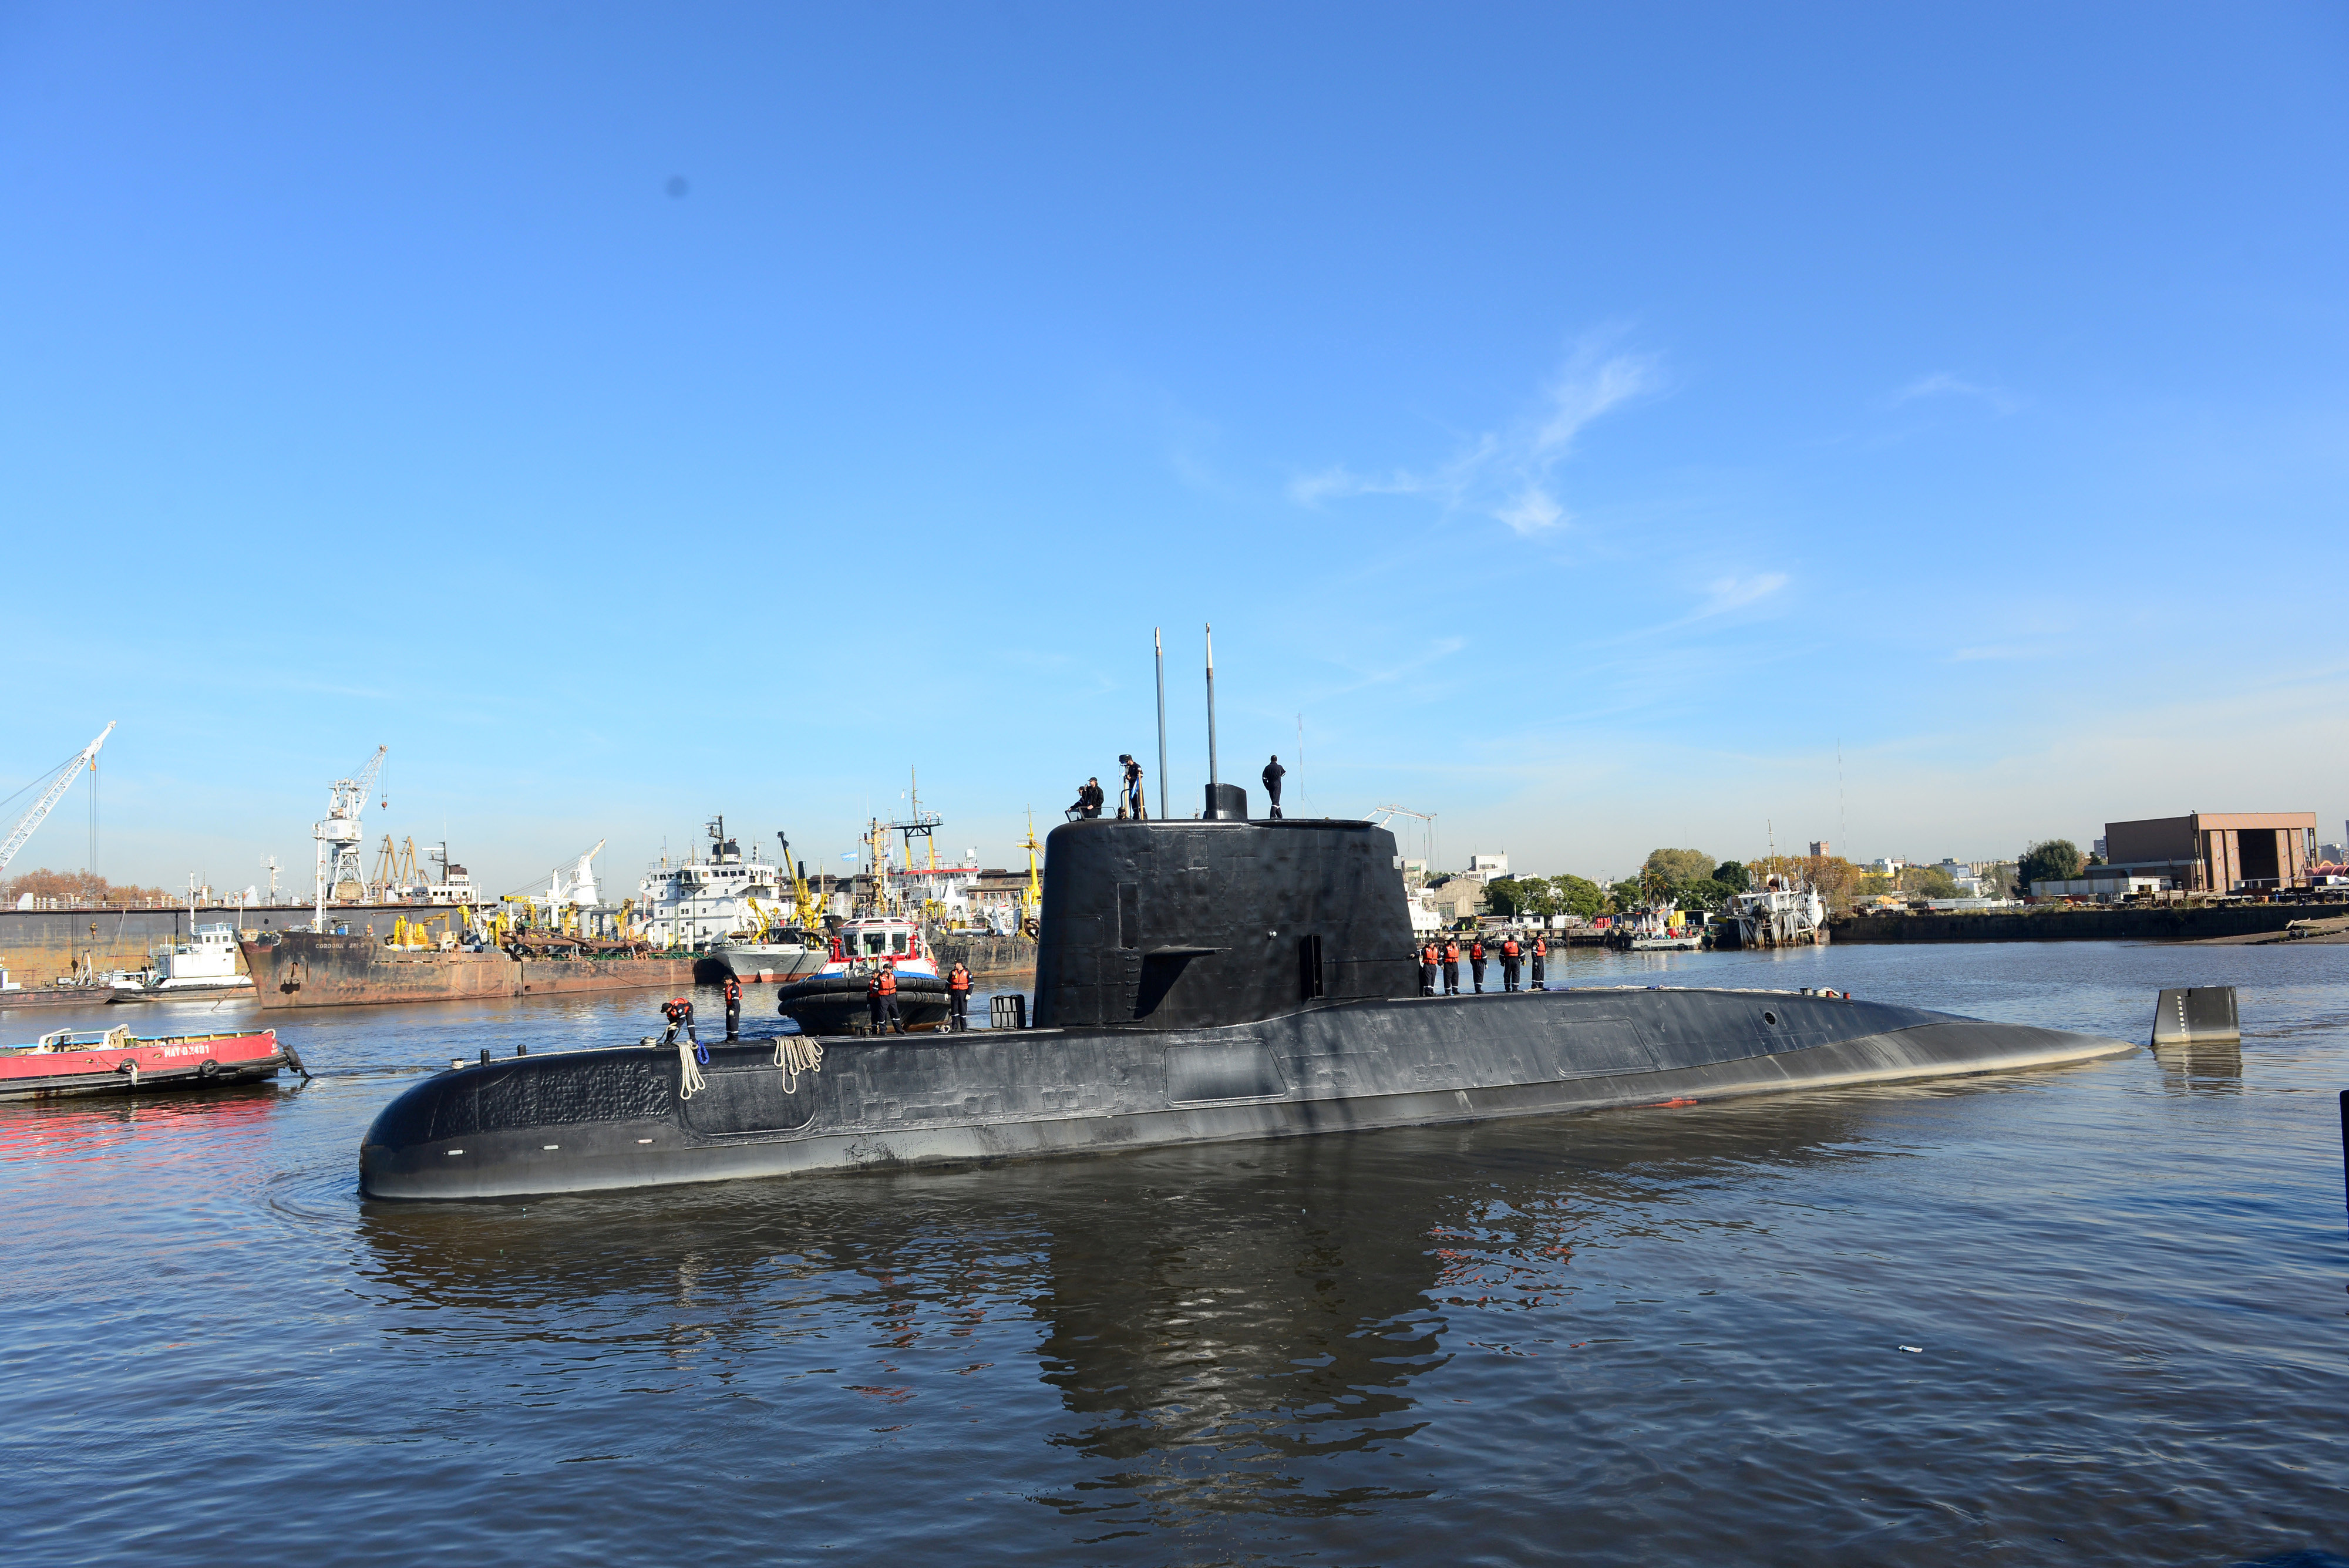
1262,755 -> 1285,819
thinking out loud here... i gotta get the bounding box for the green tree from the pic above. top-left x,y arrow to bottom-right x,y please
1553,874 -> 1606,921
1714,859 -> 1748,892
2017,839 -> 2085,891
1643,847 -> 1717,885
1608,878 -> 1644,909
1677,877 -> 1735,911
1899,866 -> 1961,899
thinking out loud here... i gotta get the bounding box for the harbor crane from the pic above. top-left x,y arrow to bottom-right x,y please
0,722 -> 115,876
314,746 -> 387,928
1368,804 -> 1438,873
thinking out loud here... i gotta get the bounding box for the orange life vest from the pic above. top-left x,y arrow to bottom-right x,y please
948,967 -> 970,992
1420,944 -> 1438,966
879,971 -> 898,997
1471,943 -> 1484,960
1502,939 -> 1520,958
866,974 -> 883,998
1533,939 -> 1546,957
1443,942 -> 1459,962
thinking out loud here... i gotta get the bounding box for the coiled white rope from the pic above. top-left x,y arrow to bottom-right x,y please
677,1032 -> 708,1099
773,1035 -> 823,1092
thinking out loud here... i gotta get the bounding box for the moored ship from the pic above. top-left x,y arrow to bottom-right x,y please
241,927 -> 691,1010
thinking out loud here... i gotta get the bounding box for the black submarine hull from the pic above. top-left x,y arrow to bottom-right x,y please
361,812 -> 2132,1200
359,984 -> 2130,1199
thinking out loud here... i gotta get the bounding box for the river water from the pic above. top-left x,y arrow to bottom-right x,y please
4,941 -> 2344,1566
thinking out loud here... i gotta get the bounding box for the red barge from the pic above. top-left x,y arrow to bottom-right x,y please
2,1024 -> 301,1099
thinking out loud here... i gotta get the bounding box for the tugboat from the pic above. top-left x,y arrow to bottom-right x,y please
772,915 -> 951,1034
361,779 -> 2135,1200
770,814 -> 953,1032
3,1023 -> 300,1099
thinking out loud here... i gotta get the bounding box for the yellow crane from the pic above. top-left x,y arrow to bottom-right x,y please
1019,809 -> 1044,937
774,831 -> 824,931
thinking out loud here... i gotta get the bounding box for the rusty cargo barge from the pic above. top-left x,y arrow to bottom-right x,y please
242,930 -> 693,1011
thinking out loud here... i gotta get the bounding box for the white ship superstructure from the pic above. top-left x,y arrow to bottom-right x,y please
634,820 -> 786,948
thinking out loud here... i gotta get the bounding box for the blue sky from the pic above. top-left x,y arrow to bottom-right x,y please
4,2 -> 2345,897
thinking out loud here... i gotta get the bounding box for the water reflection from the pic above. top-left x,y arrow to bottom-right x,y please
351,1092 -> 1897,1520
2151,1041 -> 2243,1094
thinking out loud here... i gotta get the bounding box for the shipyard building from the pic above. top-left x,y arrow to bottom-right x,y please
2057,811 -> 2321,895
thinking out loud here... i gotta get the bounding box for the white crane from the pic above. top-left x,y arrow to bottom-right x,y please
0,722 -> 115,877
314,746 -> 388,929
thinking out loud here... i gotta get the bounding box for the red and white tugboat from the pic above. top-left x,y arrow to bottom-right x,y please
773,817 -> 951,1034
0,1024 -> 302,1100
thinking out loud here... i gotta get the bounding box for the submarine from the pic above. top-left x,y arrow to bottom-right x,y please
359,783 -> 2133,1200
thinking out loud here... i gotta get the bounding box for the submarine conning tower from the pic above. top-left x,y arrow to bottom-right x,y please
1032,789 -> 1418,1031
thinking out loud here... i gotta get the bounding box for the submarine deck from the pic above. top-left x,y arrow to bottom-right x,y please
359,985 -> 2135,1200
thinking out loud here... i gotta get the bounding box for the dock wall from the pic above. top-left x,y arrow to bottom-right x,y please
1831,904 -> 2327,944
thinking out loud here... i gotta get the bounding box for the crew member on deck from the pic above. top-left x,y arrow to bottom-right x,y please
1500,933 -> 1522,992
1071,778 -> 1106,819
1470,937 -> 1487,993
1119,755 -> 1147,820
723,974 -> 742,1040
659,996 -> 697,1046
1418,940 -> 1439,996
1530,935 -> 1547,991
1442,937 -> 1460,995
947,960 -> 972,1031
1262,755 -> 1285,819
874,960 -> 904,1034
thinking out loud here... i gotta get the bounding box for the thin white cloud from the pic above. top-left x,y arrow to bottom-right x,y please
1893,372 -> 2021,416
1290,336 -> 1663,534
1604,572 -> 1792,644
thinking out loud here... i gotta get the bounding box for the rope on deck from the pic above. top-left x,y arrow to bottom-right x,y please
773,1036 -> 823,1092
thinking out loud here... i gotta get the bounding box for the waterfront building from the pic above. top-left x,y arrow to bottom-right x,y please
2096,812 -> 2320,894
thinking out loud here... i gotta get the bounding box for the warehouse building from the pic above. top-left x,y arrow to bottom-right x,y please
2095,812 -> 2319,894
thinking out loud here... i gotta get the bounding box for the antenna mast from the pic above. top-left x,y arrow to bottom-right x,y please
1153,627 -> 1169,822
1204,623 -> 1218,792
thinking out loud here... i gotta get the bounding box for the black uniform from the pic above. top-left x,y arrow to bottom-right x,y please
659,997 -> 697,1046
1470,943 -> 1487,993
1262,757 -> 1285,820
1442,941 -> 1460,996
1417,944 -> 1439,996
723,977 -> 742,1040
1073,780 -> 1106,819
1530,940 -> 1546,991
1500,938 -> 1522,993
947,965 -> 972,1031
1121,758 -> 1146,820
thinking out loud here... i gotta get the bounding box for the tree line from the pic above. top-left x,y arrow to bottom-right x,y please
1476,837 -> 2095,921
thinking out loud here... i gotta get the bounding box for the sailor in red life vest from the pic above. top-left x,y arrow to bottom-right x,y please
1500,934 -> 1523,992
1470,938 -> 1487,994
947,961 -> 972,1031
1441,937 -> 1461,996
659,996 -> 697,1047
1417,941 -> 1439,996
1530,935 -> 1548,991
723,974 -> 743,1040
868,960 -> 904,1034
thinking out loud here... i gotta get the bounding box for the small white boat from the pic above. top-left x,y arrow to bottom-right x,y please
110,924 -> 255,1002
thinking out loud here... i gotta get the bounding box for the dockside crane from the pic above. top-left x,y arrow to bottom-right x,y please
314,746 -> 387,928
0,722 -> 115,876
